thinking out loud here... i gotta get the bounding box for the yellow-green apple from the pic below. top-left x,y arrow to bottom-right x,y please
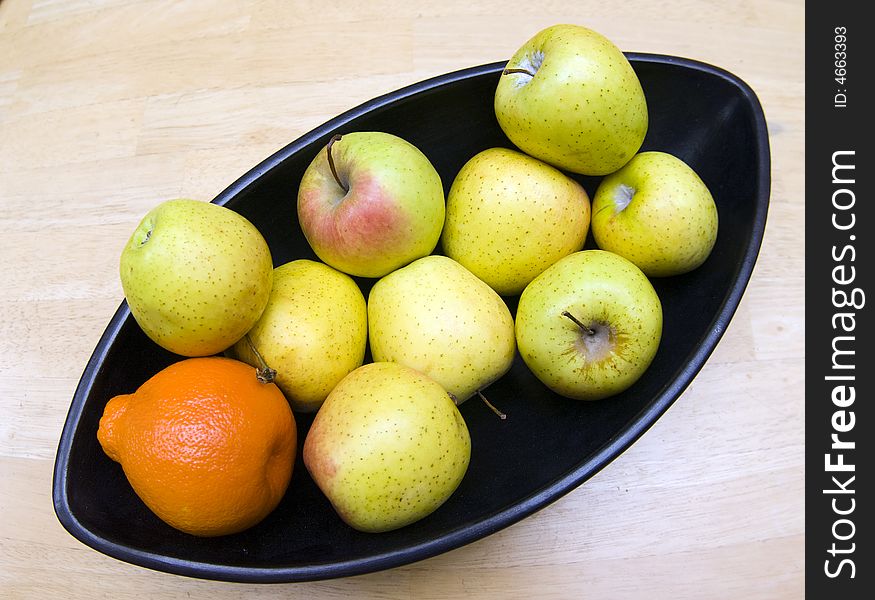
515,250 -> 662,400
119,199 -> 273,357
494,24 -> 648,176
231,259 -> 367,413
367,255 -> 515,403
441,147 -> 590,296
297,132 -> 445,278
592,151 -> 718,277
303,362 -> 471,533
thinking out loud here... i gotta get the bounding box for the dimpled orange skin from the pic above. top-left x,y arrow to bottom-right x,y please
97,357 -> 297,537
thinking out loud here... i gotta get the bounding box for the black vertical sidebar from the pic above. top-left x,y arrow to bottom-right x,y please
805,1 -> 872,597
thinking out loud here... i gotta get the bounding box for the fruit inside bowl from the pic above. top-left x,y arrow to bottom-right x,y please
53,50 -> 769,582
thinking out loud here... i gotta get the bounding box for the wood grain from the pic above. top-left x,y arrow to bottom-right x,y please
0,0 -> 804,597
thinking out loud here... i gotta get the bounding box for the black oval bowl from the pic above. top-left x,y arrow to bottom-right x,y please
52,55 -> 770,583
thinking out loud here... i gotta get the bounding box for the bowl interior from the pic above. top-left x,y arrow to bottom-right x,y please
54,56 -> 769,582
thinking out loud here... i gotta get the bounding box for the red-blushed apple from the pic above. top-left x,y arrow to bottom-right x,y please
303,362 -> 471,533
591,151 -> 719,277
297,131 -> 445,278
515,250 -> 662,400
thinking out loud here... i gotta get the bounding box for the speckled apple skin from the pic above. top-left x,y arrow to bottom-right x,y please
367,255 -> 516,403
515,250 -> 662,400
494,24 -> 648,176
119,199 -> 274,357
303,362 -> 471,533
441,147 -> 590,296
592,152 -> 719,277
297,131 -> 445,278
232,259 -> 367,413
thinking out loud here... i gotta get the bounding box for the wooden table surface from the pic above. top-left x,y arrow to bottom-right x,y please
0,1 -> 804,597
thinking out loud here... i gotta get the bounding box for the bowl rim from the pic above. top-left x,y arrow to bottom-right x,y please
52,53 -> 771,583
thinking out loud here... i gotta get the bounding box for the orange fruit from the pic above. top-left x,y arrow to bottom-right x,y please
97,356 -> 297,537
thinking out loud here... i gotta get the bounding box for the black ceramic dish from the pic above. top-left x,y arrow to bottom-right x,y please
53,54 -> 770,582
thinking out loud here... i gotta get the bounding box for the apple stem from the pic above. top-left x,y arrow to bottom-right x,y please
326,134 -> 348,193
477,390 -> 507,420
503,67 -> 537,77
561,310 -> 596,336
244,334 -> 277,384
139,227 -> 153,247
